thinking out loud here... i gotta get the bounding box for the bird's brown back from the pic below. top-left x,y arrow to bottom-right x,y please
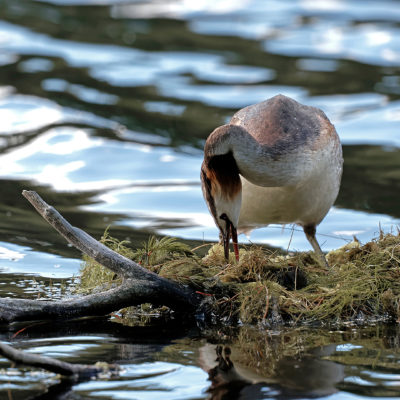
230,94 -> 335,155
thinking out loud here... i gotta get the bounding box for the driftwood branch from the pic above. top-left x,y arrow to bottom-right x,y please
0,191 -> 201,323
0,340 -> 115,379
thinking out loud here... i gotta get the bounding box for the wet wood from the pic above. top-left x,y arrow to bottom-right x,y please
0,340 -> 110,378
0,191 -> 200,323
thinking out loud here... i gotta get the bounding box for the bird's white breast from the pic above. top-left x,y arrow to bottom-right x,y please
237,140 -> 342,234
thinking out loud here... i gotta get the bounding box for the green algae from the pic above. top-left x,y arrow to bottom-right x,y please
78,228 -> 128,293
132,235 -> 193,267
77,229 -> 400,326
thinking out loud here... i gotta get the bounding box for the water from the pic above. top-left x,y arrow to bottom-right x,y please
0,0 -> 400,398
2,322 -> 400,399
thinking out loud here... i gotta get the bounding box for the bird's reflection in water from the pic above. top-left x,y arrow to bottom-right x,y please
201,344 -> 344,400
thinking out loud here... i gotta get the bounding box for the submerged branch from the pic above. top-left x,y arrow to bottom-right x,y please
0,340 -> 115,378
0,280 -> 169,323
0,191 -> 200,323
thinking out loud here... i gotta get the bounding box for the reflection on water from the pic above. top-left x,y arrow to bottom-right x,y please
2,322 -> 400,399
0,0 -> 400,398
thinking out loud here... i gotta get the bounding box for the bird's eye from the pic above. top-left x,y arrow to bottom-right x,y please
219,213 -> 228,220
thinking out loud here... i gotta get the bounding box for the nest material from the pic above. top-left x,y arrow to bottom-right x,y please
78,230 -> 400,326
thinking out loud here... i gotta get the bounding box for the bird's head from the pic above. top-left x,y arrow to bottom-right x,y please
201,151 -> 242,261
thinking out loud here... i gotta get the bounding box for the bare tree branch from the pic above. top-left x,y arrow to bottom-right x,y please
0,191 -> 201,323
22,190 -> 170,280
0,340 -> 116,378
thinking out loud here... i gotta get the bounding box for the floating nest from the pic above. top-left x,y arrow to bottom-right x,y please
79,229 -> 400,327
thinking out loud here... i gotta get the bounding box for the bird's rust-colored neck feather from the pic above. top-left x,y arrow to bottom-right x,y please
205,152 -> 241,200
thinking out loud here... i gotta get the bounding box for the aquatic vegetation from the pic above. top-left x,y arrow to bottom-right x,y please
78,228 -> 128,293
78,230 -> 400,326
132,235 -> 193,267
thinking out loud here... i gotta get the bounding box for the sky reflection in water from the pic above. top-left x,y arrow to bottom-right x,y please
2,326 -> 400,399
0,92 -> 399,260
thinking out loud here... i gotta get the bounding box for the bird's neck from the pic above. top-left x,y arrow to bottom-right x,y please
205,124 -> 301,187
206,152 -> 241,200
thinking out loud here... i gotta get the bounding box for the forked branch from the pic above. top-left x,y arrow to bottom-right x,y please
0,191 -> 200,323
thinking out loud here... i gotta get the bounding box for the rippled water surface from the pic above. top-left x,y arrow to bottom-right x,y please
1,0 -> 400,398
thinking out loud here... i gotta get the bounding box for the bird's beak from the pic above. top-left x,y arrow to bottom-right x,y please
232,224 -> 239,261
223,219 -> 239,262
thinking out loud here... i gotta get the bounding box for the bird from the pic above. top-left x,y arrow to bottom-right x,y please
200,94 -> 343,267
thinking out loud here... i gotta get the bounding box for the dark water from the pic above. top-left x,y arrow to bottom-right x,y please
1,0 -> 400,398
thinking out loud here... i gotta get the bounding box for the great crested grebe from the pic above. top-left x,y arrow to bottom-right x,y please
201,94 -> 343,266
